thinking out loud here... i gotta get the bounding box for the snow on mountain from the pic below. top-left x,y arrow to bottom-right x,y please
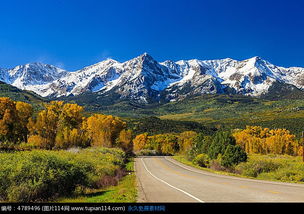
113,53 -> 181,102
37,59 -> 123,97
1,54 -> 304,103
0,68 -> 9,83
163,56 -> 303,99
276,66 -> 304,90
0,62 -> 68,96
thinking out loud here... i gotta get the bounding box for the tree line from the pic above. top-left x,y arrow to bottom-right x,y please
0,98 -> 132,153
233,126 -> 302,156
1,97 -> 302,161
133,130 -> 248,168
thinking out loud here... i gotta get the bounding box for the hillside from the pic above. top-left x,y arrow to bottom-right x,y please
73,94 -> 304,137
1,76 -> 304,138
0,81 -> 46,104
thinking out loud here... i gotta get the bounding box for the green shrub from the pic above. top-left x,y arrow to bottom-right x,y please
221,145 -> 247,167
236,159 -> 282,178
0,148 -> 126,202
257,163 -> 304,182
193,154 -> 210,167
0,151 -> 88,202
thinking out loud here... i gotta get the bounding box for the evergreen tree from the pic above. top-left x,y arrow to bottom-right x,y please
187,133 -> 212,160
221,145 -> 247,167
208,131 -> 236,159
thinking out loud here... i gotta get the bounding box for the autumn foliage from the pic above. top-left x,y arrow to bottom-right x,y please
1,97 -> 303,158
0,97 -> 131,152
86,114 -> 126,147
116,129 -> 133,154
133,133 -> 148,152
178,131 -> 197,155
233,126 -> 301,156
133,133 -> 180,155
0,98 -> 32,143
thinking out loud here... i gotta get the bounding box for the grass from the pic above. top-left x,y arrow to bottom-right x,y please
0,147 -> 126,202
58,159 -> 137,203
173,154 -> 304,184
237,154 -> 304,183
172,155 -> 243,178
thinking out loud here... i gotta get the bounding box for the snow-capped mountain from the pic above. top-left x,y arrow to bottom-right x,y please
0,53 -> 304,103
0,62 -> 68,95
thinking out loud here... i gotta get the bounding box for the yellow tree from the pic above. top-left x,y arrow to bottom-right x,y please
266,129 -> 296,155
28,101 -> 87,149
160,134 -> 179,155
234,126 -> 297,155
178,131 -> 197,154
116,129 -> 133,154
27,135 -> 47,148
16,101 -> 33,142
0,97 -> 19,142
133,133 -> 148,152
30,101 -> 64,149
234,126 -> 269,154
59,103 -> 84,129
86,114 -> 126,147
55,127 -> 83,149
27,117 -> 36,136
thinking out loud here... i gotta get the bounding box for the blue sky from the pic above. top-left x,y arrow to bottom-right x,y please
0,0 -> 303,70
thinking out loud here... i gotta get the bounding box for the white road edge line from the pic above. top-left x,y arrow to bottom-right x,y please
164,157 -> 304,187
140,158 -> 205,203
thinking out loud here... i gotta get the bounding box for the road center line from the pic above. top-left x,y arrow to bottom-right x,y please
140,158 -> 205,203
154,157 -> 198,179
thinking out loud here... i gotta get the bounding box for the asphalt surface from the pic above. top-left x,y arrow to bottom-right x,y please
135,156 -> 304,202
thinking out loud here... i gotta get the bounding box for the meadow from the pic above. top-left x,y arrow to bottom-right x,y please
0,147 -> 128,202
58,159 -> 137,203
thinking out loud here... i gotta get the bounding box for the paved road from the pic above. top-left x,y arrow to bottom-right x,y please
135,156 -> 304,202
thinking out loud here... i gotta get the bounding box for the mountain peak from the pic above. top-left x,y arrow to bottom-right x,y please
97,58 -> 119,67
14,62 -> 65,72
1,54 -> 304,103
138,52 -> 155,61
142,52 -> 150,57
26,62 -> 48,66
247,56 -> 262,62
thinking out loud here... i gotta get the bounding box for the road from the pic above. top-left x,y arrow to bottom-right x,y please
135,156 -> 304,202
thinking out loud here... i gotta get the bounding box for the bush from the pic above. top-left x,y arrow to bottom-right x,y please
193,154 -> 210,167
0,151 -> 88,202
234,155 -> 304,183
236,159 -> 282,178
259,167 -> 304,182
209,159 -> 227,171
0,148 -> 126,202
221,145 -> 247,167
